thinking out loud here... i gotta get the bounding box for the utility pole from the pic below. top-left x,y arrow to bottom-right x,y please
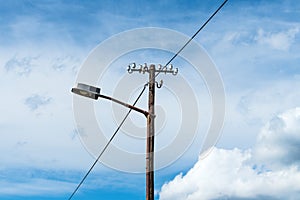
147,65 -> 155,200
128,63 -> 178,200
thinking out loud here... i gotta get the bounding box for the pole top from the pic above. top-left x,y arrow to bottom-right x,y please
127,63 -> 178,75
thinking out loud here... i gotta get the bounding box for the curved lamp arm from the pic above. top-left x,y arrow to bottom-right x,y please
71,83 -> 149,117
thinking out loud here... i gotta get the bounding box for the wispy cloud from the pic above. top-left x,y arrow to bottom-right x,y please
0,167 -> 145,197
0,179 -> 74,196
4,55 -> 38,76
0,168 -> 77,197
255,28 -> 299,51
51,55 -> 81,72
24,94 -> 52,111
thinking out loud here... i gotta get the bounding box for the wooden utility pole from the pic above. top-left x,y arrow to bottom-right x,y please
146,65 -> 155,200
127,63 -> 178,200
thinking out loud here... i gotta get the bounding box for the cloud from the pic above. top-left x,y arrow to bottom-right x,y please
255,28 -> 299,51
0,1 -> 299,199
254,107 -> 300,167
0,168 -> 77,197
159,107 -> 300,200
0,167 -> 145,197
51,55 -> 81,72
0,51 -> 92,172
4,55 -> 38,76
0,178 -> 74,196
24,94 -> 52,111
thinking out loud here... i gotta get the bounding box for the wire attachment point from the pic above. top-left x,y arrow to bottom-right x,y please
127,63 -> 136,74
156,80 -> 163,88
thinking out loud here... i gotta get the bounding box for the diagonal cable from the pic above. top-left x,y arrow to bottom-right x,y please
154,0 -> 228,79
68,84 -> 148,200
68,0 -> 228,199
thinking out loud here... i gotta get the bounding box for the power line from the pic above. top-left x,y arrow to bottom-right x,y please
68,84 -> 147,200
155,0 -> 228,79
68,0 -> 228,199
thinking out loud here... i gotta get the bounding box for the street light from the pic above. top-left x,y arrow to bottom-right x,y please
71,82 -> 149,117
71,83 -> 100,100
72,63 -> 177,200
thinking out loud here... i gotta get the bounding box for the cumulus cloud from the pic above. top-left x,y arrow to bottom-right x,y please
255,28 -> 299,51
159,107 -> 300,200
254,107 -> 300,167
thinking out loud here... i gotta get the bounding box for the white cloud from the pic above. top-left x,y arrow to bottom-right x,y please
255,28 -> 299,51
254,107 -> 300,167
0,178 -> 74,196
0,167 -> 145,196
218,77 -> 300,150
0,50 -> 93,171
159,107 -> 300,200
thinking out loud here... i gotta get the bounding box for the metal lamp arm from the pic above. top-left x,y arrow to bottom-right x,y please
98,94 -> 149,117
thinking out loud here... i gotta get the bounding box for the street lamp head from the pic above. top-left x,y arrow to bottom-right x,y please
71,83 -> 101,100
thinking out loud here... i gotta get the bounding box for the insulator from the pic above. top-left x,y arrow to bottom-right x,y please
173,68 -> 178,75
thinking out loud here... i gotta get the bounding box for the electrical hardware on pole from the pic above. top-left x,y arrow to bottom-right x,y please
128,63 -> 178,200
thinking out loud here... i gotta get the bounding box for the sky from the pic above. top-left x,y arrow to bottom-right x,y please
0,0 -> 300,199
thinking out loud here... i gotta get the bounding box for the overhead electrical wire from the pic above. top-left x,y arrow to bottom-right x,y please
155,0 -> 228,79
68,84 -> 148,200
68,0 -> 228,199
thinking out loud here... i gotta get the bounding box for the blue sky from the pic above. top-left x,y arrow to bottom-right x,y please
1,0 -> 300,199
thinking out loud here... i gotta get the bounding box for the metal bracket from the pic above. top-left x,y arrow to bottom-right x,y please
156,80 -> 163,88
